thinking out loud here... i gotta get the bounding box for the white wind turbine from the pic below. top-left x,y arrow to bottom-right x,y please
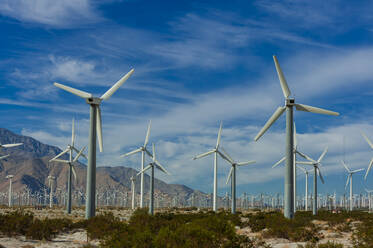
193,122 -> 231,212
221,148 -> 255,214
54,69 -> 134,218
296,147 -> 328,215
362,133 -> 373,180
49,118 -> 86,214
120,120 -> 152,208
5,175 -> 13,207
48,175 -> 55,208
341,160 -> 364,211
254,55 -> 339,219
137,143 -> 170,215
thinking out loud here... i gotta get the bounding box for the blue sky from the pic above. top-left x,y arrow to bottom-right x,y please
1,0 -> 373,197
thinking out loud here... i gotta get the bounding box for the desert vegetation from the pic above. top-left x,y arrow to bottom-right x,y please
0,208 -> 373,247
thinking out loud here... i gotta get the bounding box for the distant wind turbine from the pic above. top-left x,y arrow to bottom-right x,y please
193,122 -> 231,212
297,147 -> 328,215
49,118 -> 86,214
54,69 -> 134,218
137,143 -> 170,215
254,55 -> 339,219
120,120 -> 152,208
221,147 -> 255,214
5,175 -> 13,207
341,160 -> 364,211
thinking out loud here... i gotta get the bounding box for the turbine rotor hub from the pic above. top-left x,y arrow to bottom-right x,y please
285,98 -> 295,106
86,97 -> 102,105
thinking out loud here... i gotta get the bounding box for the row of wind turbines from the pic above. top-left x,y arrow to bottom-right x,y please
3,55 -> 373,220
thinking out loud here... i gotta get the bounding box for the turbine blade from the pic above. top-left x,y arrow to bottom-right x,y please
216,122 -> 223,148
155,162 -> 170,175
364,158 -> 373,180
50,148 -> 70,161
51,159 -> 69,163
317,167 -> 325,184
120,148 -> 142,158
144,120 -> 151,147
341,160 -> 351,173
219,147 -> 234,164
296,150 -> 316,163
73,146 -> 86,162
97,106 -> 103,152
71,165 -> 77,182
237,160 -> 256,166
296,161 -> 314,165
362,132 -> 373,150
144,147 -> 153,159
295,103 -> 339,116
152,143 -> 156,162
352,168 -> 364,173
254,106 -> 286,141
54,82 -> 92,99
317,147 -> 328,163
71,118 -> 75,146
345,174 -> 351,189
72,147 -> 87,160
1,143 -> 23,148
273,55 -> 291,98
0,154 -> 10,160
100,69 -> 134,100
272,157 -> 285,168
226,167 -> 233,185
137,164 -> 152,176
193,150 -> 215,160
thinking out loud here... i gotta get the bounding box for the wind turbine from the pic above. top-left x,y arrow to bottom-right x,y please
297,147 -> 328,215
120,120 -> 152,208
137,143 -> 170,215
49,118 -> 86,214
297,165 -> 312,211
193,122 -> 231,212
221,148 -> 255,214
362,133 -> 373,180
5,175 -> 13,207
341,160 -> 364,211
254,56 -> 339,218
54,68 -> 134,218
48,175 -> 55,208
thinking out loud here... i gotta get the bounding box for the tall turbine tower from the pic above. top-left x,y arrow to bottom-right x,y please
49,118 -> 86,213
341,161 -> 364,211
254,56 -> 339,219
5,175 -> 13,207
297,148 -> 328,215
221,148 -> 255,214
120,120 -> 152,208
137,144 -> 169,215
193,122 -> 231,212
53,69 -> 134,219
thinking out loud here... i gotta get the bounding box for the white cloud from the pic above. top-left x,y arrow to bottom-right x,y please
0,0 -> 102,27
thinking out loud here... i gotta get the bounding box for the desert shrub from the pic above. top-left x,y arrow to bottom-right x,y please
298,241 -> 343,248
86,212 -> 124,240
0,210 -> 34,236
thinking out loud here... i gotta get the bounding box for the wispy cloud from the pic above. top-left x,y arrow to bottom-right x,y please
0,0 -> 103,28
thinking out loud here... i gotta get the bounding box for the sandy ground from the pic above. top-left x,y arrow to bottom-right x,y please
0,207 -> 355,247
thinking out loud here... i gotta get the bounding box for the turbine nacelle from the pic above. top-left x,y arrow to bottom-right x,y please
86,97 -> 102,105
